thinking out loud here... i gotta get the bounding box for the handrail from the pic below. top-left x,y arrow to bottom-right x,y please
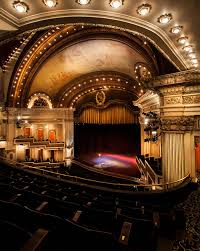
72,159 -> 140,183
0,157 -> 190,192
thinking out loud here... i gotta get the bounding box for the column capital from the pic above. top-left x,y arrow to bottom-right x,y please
161,116 -> 199,131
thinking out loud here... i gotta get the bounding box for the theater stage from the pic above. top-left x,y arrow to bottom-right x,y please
79,153 -> 141,178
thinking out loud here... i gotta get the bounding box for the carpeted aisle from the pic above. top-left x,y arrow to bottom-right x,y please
172,177 -> 200,250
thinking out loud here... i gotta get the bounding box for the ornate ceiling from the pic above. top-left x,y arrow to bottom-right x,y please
0,0 -> 199,109
1,0 -> 200,69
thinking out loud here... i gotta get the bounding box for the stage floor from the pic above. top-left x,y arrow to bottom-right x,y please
80,153 -> 141,178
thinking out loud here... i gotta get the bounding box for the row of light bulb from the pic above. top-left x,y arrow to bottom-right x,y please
13,0 -> 126,12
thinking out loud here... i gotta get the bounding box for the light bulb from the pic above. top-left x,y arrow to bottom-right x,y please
109,0 -> 123,8
137,4 -> 151,16
43,0 -> 57,8
13,1 -> 28,13
158,14 -> 172,24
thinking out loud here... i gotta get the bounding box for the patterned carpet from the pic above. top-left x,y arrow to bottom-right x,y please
172,176 -> 200,251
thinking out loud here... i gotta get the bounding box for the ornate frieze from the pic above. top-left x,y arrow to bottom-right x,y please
161,116 -> 196,131
164,96 -> 182,105
147,69 -> 200,88
182,95 -> 200,104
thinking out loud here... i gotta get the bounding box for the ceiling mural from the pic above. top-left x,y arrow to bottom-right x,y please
30,39 -> 147,97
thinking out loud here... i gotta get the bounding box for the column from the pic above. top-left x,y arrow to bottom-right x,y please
64,109 -> 74,166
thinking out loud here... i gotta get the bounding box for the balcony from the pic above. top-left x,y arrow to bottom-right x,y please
14,136 -> 65,149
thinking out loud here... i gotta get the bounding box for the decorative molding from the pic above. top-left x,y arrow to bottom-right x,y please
148,69 -> 200,88
161,116 -> 196,131
164,96 -> 182,105
133,90 -> 160,111
0,9 -> 188,70
95,91 -> 106,106
183,95 -> 200,104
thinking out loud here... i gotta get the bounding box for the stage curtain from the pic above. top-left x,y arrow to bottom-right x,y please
79,105 -> 138,124
162,133 -> 186,182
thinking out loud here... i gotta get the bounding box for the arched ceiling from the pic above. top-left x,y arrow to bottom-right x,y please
30,39 -> 150,97
1,0 -> 199,109
0,0 -> 200,71
6,25 -> 168,107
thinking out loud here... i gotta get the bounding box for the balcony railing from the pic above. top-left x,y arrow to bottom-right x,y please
14,137 -> 65,148
0,156 -> 191,193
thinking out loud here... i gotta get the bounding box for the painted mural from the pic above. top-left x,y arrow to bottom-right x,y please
30,39 -> 147,97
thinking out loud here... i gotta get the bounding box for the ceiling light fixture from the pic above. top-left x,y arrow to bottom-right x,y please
13,1 -> 28,13
188,52 -> 196,58
182,45 -> 193,52
109,0 -> 124,8
170,25 -> 183,34
137,3 -> 152,16
177,36 -> 188,45
157,13 -> 172,24
76,0 -> 91,5
43,0 -> 57,8
191,58 -> 198,64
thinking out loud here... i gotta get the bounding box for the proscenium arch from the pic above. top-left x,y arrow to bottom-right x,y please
8,27 -> 159,107
55,71 -> 141,108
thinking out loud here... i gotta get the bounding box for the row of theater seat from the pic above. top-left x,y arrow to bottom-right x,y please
0,161 -> 188,250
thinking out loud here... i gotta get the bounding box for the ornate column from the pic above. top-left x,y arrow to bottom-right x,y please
161,116 -> 196,182
149,70 -> 200,182
133,90 -> 161,157
64,109 -> 74,166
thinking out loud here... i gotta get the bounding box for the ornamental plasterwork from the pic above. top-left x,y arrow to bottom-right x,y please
147,70 -> 200,88
161,116 -> 195,131
95,91 -> 106,106
158,86 -> 184,96
143,104 -> 160,113
183,95 -> 200,104
164,96 -> 182,105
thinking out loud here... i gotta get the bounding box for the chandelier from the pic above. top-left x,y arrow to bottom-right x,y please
109,0 -> 124,9
137,4 -> 152,16
13,1 -> 29,13
43,0 -> 57,8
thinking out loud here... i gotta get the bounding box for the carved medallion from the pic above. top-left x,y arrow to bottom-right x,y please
96,91 -> 106,106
